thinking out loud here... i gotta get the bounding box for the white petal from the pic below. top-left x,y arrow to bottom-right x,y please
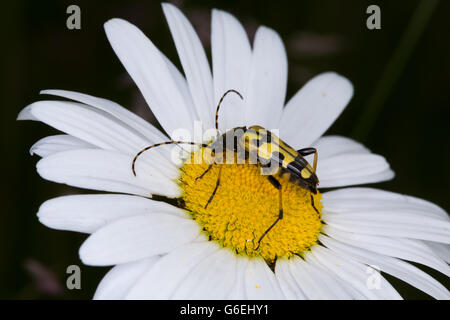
21,101 -> 145,153
211,9 -> 251,131
80,214 -> 200,266
299,136 -> 394,188
312,135 -> 369,160
325,201 -> 448,222
227,256 -> 249,299
287,258 -> 324,300
40,89 -> 167,142
126,241 -> 218,299
425,241 -> 450,264
322,202 -> 450,243
17,106 -> 38,120
323,187 -> 449,219
274,259 -> 307,299
244,258 -> 285,299
21,100 -> 178,177
94,256 -> 160,300
320,235 -> 450,300
323,190 -> 448,220
323,213 -> 450,244
164,56 -> 197,123
162,3 -> 214,129
38,194 -> 187,234
104,18 -> 197,138
310,245 -> 402,299
30,135 -> 94,157
324,226 -> 450,277
172,249 -> 237,299
288,255 -> 357,300
304,253 -> 369,299
245,26 -> 287,129
279,72 -> 353,148
318,153 -> 394,188
36,149 -> 180,198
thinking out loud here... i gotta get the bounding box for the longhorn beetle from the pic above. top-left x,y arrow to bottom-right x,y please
132,90 -> 320,250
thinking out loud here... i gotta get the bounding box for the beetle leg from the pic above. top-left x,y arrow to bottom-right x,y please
195,164 -> 213,181
298,148 -> 320,214
298,147 -> 318,173
310,194 -> 320,215
205,165 -> 223,209
255,175 -> 283,250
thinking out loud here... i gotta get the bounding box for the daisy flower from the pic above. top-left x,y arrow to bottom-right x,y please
19,3 -> 450,300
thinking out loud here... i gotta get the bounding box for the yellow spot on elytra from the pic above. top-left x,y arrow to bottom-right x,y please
300,168 -> 312,179
179,149 -> 322,262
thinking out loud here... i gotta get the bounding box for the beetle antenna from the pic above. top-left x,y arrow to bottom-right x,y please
132,141 -> 209,177
215,89 -> 244,131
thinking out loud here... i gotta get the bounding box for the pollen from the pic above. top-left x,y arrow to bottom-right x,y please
179,150 -> 323,262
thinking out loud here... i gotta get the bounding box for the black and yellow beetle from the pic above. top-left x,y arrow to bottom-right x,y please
132,90 -> 319,249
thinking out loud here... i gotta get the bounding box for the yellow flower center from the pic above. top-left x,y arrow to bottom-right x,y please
179,149 -> 323,262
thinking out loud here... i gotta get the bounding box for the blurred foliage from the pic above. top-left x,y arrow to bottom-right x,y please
1,0 -> 449,299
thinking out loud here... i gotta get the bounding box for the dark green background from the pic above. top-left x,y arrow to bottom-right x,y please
1,0 -> 449,299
